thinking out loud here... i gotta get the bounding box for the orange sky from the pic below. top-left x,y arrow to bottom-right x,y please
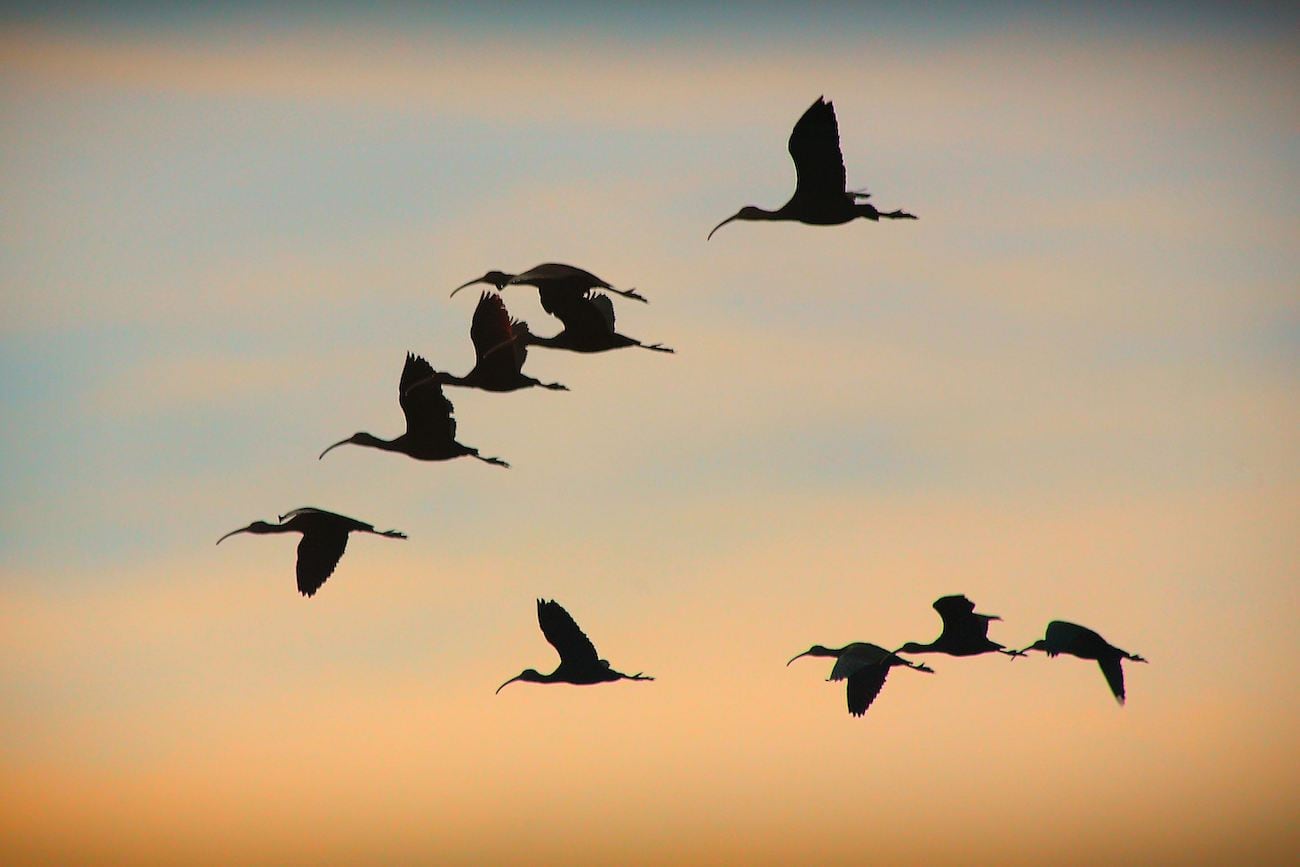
2,7 -> 1297,865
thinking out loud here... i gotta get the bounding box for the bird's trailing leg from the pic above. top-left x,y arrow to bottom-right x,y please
637,342 -> 675,354
623,672 -> 655,682
999,648 -> 1029,659
375,529 -> 408,539
540,380 -> 569,391
879,209 -> 917,220
471,453 -> 511,469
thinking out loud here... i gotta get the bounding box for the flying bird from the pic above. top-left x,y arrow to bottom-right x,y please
417,292 -> 568,392
1018,620 -> 1148,704
451,263 -> 646,312
894,594 -> 1026,658
788,642 -> 933,717
216,507 -> 406,597
496,599 -> 654,692
514,291 -> 673,355
319,353 -> 509,467
708,96 -> 916,239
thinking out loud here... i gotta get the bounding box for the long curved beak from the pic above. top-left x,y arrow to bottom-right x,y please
450,276 -> 487,298
495,674 -> 523,695
707,212 -> 739,241
215,526 -> 251,545
318,438 -> 350,460
786,650 -> 812,666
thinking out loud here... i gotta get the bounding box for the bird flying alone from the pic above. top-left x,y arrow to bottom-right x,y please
319,353 -> 509,467
708,96 -> 917,239
788,642 -> 934,718
216,507 -> 406,597
496,599 -> 654,692
1018,620 -> 1148,705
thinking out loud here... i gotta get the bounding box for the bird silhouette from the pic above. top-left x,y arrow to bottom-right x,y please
788,643 -> 934,717
1018,620 -> 1148,705
216,507 -> 406,597
708,96 -> 917,239
513,291 -> 674,355
415,292 -> 568,393
319,353 -> 509,467
895,594 -> 1027,658
496,599 -> 654,692
451,263 -> 646,313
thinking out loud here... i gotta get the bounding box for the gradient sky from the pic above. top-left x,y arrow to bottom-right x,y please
2,3 -> 1298,865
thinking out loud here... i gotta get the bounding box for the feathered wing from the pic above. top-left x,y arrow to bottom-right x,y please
1044,620 -> 1093,656
846,665 -> 890,717
399,353 -> 457,444
1098,657 -> 1127,704
295,529 -> 348,597
828,643 -> 887,681
537,599 -> 601,667
514,263 -> 607,289
470,292 -> 526,374
547,292 -> 615,338
788,96 -> 847,206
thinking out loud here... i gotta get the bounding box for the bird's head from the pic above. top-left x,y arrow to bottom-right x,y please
707,206 -> 765,240
215,520 -> 276,545
318,433 -> 379,460
1019,638 -> 1049,658
894,641 -> 927,655
495,669 -> 544,694
912,662 -> 936,674
451,271 -> 512,297
787,644 -> 838,665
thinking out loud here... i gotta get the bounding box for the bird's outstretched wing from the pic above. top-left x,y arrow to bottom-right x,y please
537,599 -> 601,666
1044,620 -> 1097,656
296,528 -> 348,597
933,594 -> 995,641
513,263 -> 608,290
547,292 -> 615,337
828,643 -> 886,681
1098,658 -> 1127,704
280,507 -> 372,534
471,292 -> 527,372
399,353 -> 456,443
788,96 -> 847,205
846,665 -> 890,717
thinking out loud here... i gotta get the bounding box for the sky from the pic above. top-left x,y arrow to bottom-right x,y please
2,3 -> 1298,864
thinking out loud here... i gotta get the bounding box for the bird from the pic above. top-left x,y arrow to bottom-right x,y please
413,292 -> 568,393
708,96 -> 916,239
1018,620 -> 1148,705
319,352 -> 509,467
511,291 -> 674,355
787,643 -> 934,717
216,507 -> 406,597
894,594 -> 1027,658
451,263 -> 647,314
496,599 -> 654,692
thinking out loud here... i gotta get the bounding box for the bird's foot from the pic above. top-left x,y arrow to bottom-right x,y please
640,343 -> 675,354
883,209 -> 918,220
915,663 -> 936,673
476,455 -> 511,469
380,530 -> 408,539
1131,654 -> 1148,663
542,381 -> 570,391
1001,648 -> 1029,659
617,287 -> 648,304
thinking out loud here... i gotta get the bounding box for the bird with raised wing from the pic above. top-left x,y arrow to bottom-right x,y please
496,599 -> 654,692
895,594 -> 1026,658
451,262 -> 646,312
515,291 -> 673,355
420,292 -> 568,392
319,353 -> 509,467
216,507 -> 406,597
708,96 -> 916,239
1018,620 -> 1148,705
788,642 -> 933,718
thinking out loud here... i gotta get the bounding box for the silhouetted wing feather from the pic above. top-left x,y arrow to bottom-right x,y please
548,292 -> 614,337
537,600 -> 601,666
296,529 -> 347,597
1045,620 -> 1101,656
788,97 -> 847,204
516,263 -> 608,289
1098,658 -> 1126,704
399,353 -> 456,442
828,643 -> 887,681
846,665 -> 889,717
281,507 -> 372,534
471,292 -> 527,372
588,293 -> 615,331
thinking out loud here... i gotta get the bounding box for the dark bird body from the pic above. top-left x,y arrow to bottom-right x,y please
216,507 -> 406,597
895,594 -> 1025,658
451,262 -> 646,312
431,292 -> 567,392
496,599 -> 654,692
521,291 -> 673,355
788,642 -> 933,717
319,353 -> 509,467
1020,620 -> 1148,704
708,97 -> 916,239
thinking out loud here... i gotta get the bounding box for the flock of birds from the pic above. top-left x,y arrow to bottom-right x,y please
217,96 -> 1147,717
